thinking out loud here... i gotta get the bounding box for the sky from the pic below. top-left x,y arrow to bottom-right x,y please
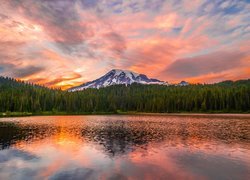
0,0 -> 249,90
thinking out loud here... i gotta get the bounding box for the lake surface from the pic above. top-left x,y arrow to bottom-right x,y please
0,115 -> 249,180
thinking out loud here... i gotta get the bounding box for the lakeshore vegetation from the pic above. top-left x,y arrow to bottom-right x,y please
0,76 -> 249,115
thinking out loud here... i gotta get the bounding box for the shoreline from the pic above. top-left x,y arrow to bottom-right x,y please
1,111 -> 250,118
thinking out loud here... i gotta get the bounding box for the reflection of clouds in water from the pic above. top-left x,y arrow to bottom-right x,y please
0,149 -> 39,180
0,148 -> 38,162
0,148 -> 38,163
170,150 -> 250,180
0,115 -> 249,179
1,145 -> 248,180
49,168 -> 96,180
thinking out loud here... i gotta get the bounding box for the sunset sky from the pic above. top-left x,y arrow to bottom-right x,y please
0,0 -> 249,89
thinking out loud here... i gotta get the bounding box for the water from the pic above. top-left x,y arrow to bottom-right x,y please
0,115 -> 249,180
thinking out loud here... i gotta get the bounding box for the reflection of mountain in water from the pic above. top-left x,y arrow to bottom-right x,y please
80,123 -> 167,156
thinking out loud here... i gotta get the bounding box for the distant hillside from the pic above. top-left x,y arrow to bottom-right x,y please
0,76 -> 47,89
216,79 -> 250,86
0,76 -> 249,114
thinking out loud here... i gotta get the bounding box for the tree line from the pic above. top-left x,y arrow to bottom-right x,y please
0,76 -> 249,113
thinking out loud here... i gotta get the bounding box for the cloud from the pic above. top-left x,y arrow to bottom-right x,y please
103,32 -> 127,56
0,0 -> 249,87
0,13 -> 9,20
163,51 -> 247,79
6,0 -> 94,51
80,0 -> 100,8
0,62 -> 45,78
13,66 -> 45,78
0,41 -> 26,59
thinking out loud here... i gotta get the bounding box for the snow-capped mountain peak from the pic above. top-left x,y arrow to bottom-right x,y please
68,69 -> 168,91
112,69 -> 139,78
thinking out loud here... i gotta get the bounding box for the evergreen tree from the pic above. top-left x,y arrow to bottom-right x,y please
0,76 -> 249,114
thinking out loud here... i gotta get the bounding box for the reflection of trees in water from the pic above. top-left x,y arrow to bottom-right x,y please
0,122 -> 59,150
0,122 -> 28,149
1,118 -> 249,156
0,121 -> 168,156
81,122 -> 167,156
79,119 -> 249,156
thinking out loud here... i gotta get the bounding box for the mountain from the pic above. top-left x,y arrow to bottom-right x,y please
68,69 -> 168,91
177,81 -> 189,86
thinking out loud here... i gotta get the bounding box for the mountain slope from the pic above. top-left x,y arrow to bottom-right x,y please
68,69 -> 168,91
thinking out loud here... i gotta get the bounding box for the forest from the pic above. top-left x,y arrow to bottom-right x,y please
0,76 -> 249,114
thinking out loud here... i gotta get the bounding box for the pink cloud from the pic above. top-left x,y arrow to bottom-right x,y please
0,0 -> 249,88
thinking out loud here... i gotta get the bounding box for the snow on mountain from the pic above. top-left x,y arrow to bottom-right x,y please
177,81 -> 189,86
68,69 -> 168,91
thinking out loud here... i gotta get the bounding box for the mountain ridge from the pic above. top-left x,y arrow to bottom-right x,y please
68,69 -> 170,91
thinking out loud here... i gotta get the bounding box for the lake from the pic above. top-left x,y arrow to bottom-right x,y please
0,115 -> 249,180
